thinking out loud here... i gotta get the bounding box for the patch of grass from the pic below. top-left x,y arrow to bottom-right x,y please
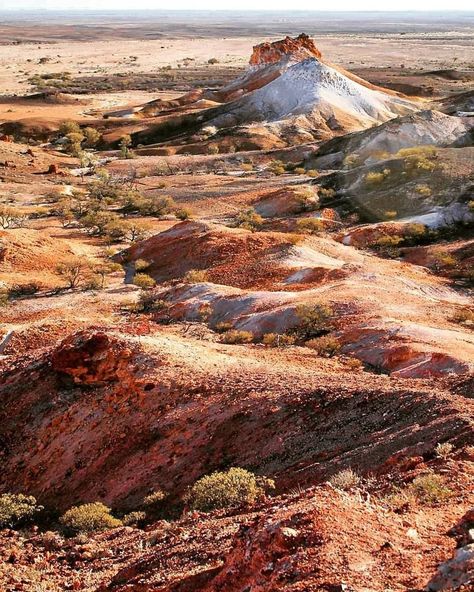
329,468 -> 361,491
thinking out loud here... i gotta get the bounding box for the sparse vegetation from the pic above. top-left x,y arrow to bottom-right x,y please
293,303 -> 334,340
263,333 -> 296,347
306,334 -> 341,357
183,269 -> 209,283
133,273 -> 156,289
435,442 -> 454,459
185,467 -> 274,512
0,493 -> 43,529
221,329 -> 254,344
329,468 -> 361,491
296,217 -> 324,234
234,208 -> 263,231
60,502 -> 122,534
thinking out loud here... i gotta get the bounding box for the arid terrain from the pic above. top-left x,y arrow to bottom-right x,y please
0,11 -> 473,592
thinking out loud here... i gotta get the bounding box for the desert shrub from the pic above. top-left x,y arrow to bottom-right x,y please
384,210 -> 398,219
82,275 -> 103,291
214,321 -> 233,333
119,134 -> 132,158
241,163 -> 253,172
329,468 -> 361,491
133,273 -> 156,289
83,127 -> 101,148
434,252 -> 458,268
134,259 -> 151,272
175,208 -> 192,220
263,333 -> 296,347
450,307 -> 474,326
8,282 -> 41,298
0,288 -> 8,307
60,502 -> 122,534
59,120 -> 81,136
306,334 -> 340,357
207,144 -> 219,155
343,154 -> 360,168
0,205 -> 29,229
415,184 -> 432,196
318,187 -> 336,198
293,186 -> 319,213
293,167 -> 306,175
221,330 -> 254,344
286,233 -> 304,245
406,223 -> 427,237
143,490 -> 167,507
344,357 -> 364,371
468,200 -> 474,212
208,57 -> 219,64
306,169 -> 318,178
122,511 -> 147,527
435,442 -> 454,459
66,131 -> 85,156
374,235 -> 403,248
235,208 -> 263,231
397,145 -> 437,172
365,169 -> 390,185
56,257 -> 90,289
183,269 -> 209,283
137,294 -> 168,314
185,467 -> 274,512
294,303 -> 334,339
408,474 -> 452,504
0,493 -> 43,528
268,160 -> 285,175
296,217 -> 324,235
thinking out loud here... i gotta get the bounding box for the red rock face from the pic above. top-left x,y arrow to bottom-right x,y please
249,33 -> 322,66
51,331 -> 134,386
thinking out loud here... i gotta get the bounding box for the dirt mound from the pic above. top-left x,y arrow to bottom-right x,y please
122,221 -> 302,289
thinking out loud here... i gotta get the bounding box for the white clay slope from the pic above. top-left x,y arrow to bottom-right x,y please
210,58 -> 417,132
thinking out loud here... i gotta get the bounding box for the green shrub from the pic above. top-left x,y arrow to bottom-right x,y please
294,303 -> 334,339
329,468 -> 361,491
0,493 -> 43,528
306,334 -> 340,357
133,273 -> 156,289
185,467 -> 274,512
60,502 -> 122,534
221,330 -> 254,344
262,333 -> 296,347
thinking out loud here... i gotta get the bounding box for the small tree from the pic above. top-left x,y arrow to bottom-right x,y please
56,257 -> 90,289
83,127 -> 101,148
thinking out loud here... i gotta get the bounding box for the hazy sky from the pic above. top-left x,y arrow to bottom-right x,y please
0,1 -> 472,10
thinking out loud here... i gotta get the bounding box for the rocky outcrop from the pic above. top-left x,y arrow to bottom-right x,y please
249,33 -> 322,66
51,331 -> 134,386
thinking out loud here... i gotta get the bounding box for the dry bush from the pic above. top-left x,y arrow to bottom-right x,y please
221,330 -> 254,344
306,169 -> 318,178
294,303 -> 334,339
183,269 -> 209,283
450,307 -> 474,326
185,467 -> 274,512
415,184 -> 432,196
296,217 -> 324,235
60,502 -> 122,534
263,333 -> 296,347
134,259 -> 151,272
306,334 -> 341,357
133,273 -> 156,289
122,511 -> 146,527
214,321 -> 233,333
435,442 -> 454,459
329,468 -> 361,491
0,493 -> 42,528
235,208 -> 263,231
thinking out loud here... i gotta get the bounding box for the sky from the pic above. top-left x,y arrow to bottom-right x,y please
0,0 -> 472,10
